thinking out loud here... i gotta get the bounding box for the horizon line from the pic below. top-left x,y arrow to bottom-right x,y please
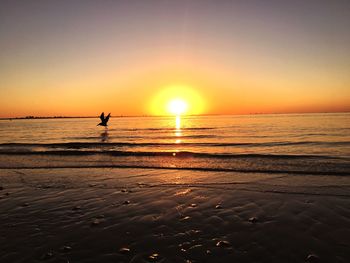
0,110 -> 349,120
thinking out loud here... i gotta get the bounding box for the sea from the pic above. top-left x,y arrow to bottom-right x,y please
0,113 -> 349,175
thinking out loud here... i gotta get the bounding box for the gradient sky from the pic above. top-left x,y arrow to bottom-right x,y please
0,0 -> 349,117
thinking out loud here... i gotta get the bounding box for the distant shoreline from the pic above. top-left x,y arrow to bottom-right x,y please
0,111 -> 349,120
0,116 -> 96,120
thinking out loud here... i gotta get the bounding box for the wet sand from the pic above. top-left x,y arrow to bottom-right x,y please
1,168 -> 350,262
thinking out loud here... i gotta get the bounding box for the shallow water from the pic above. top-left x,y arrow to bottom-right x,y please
0,113 -> 349,174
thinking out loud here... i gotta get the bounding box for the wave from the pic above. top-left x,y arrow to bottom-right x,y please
1,141 -> 349,149
110,127 -> 217,131
0,149 -> 346,160
1,164 -> 349,177
69,135 -> 219,140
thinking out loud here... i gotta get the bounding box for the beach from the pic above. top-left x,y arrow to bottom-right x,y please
1,167 -> 350,263
0,114 -> 349,262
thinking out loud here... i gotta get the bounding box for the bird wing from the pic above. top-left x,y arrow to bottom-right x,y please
100,112 -> 105,121
105,113 -> 111,123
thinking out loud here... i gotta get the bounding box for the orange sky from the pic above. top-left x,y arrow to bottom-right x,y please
0,1 -> 349,117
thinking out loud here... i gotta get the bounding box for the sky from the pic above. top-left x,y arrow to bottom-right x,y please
0,0 -> 349,117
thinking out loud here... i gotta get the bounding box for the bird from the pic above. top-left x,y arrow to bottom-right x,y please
97,112 -> 111,126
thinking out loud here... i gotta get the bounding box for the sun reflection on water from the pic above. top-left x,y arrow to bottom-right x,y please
175,116 -> 181,130
175,115 -> 182,143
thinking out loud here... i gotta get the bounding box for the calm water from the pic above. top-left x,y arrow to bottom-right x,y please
0,113 -> 349,175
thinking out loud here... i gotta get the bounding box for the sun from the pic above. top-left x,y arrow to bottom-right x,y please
150,85 -> 205,116
167,99 -> 188,115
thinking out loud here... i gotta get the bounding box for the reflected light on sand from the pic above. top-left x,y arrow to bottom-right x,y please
175,188 -> 192,196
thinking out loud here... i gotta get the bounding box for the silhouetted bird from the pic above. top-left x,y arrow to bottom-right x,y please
97,112 -> 110,126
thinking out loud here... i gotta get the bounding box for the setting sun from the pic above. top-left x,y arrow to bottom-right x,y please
167,99 -> 188,115
150,85 -> 205,116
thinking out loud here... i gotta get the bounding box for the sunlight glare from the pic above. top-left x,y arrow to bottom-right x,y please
169,99 -> 188,115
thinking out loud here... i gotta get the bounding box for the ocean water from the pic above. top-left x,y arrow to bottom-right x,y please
0,113 -> 349,175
